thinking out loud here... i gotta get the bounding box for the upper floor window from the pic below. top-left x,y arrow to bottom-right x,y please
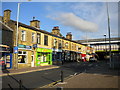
62,41 -> 64,48
58,40 -> 62,49
32,33 -> 35,43
65,42 -> 68,49
53,39 -> 57,47
44,35 -> 48,46
37,33 -> 41,44
21,30 -> 26,41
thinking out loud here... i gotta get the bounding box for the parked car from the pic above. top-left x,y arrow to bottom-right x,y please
89,57 -> 97,62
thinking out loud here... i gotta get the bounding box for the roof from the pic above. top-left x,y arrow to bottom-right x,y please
0,21 -> 13,31
11,20 -> 81,44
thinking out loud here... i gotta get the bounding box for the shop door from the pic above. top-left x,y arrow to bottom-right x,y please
4,53 -> 12,69
31,55 -> 34,67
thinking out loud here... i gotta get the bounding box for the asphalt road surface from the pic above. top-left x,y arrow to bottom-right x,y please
2,61 -> 103,89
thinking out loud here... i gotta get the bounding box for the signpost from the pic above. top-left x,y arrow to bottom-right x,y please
14,46 -> 18,53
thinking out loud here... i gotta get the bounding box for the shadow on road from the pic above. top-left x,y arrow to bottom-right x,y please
41,76 -> 56,82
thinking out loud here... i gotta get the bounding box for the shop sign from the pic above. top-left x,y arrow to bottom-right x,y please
33,44 -> 37,48
18,44 -> 32,50
42,49 -> 48,52
18,44 -> 26,48
26,45 -> 32,49
58,49 -> 62,52
37,48 -> 52,52
52,48 -> 62,52
14,46 -> 18,53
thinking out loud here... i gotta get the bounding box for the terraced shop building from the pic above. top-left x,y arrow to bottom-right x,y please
1,9 -> 94,69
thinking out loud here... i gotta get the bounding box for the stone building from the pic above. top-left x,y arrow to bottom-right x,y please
1,9 -> 93,69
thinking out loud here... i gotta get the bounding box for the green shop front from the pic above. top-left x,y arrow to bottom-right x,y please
36,48 -> 52,66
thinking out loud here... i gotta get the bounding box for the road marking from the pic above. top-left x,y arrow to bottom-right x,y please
0,66 -> 60,77
88,64 -> 93,66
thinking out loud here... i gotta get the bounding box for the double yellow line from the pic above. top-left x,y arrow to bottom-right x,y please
0,66 -> 60,77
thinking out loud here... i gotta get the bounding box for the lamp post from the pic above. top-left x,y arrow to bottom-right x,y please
104,34 -> 107,52
15,0 -> 31,69
106,2 -> 112,67
14,2 -> 21,69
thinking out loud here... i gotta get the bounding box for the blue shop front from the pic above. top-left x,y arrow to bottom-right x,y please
0,45 -> 12,69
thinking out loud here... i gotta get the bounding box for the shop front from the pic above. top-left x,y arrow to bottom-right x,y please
52,49 -> 62,65
36,48 -> 52,66
63,50 -> 71,62
70,51 -> 77,62
0,45 -> 12,69
18,44 -> 33,68
76,52 -> 82,62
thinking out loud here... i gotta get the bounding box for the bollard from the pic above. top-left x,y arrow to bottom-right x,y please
61,71 -> 64,82
19,80 -> 22,90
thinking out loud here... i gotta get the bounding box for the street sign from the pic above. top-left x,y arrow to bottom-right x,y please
14,46 -> 18,53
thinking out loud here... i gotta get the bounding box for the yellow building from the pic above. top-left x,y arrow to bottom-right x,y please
1,9 -> 94,69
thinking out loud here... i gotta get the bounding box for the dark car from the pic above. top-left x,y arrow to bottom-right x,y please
89,57 -> 97,62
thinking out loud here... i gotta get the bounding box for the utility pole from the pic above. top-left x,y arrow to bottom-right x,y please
104,34 -> 107,52
14,2 -> 21,69
106,2 -> 112,67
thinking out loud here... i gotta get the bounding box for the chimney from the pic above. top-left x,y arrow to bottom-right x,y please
30,17 -> 40,29
3,9 -> 11,24
66,32 -> 72,40
51,26 -> 60,36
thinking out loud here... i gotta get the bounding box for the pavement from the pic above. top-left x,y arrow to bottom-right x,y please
1,61 -> 120,89
39,61 -> 120,89
0,65 -> 59,77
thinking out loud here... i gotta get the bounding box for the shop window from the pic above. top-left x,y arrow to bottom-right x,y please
44,35 -> 48,46
18,51 -> 27,63
37,33 -> 41,44
41,54 -> 47,62
32,33 -> 35,43
21,30 -> 26,41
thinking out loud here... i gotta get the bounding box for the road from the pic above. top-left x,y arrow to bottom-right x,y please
2,61 -> 105,89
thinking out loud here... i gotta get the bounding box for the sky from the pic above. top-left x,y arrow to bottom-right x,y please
1,1 -> 119,40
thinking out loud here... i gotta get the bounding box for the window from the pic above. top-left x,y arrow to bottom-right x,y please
65,42 -> 68,49
53,39 -> 57,47
44,35 -> 48,46
18,51 -> 27,63
58,40 -> 62,49
37,33 -> 41,44
62,41 -> 64,48
32,33 -> 35,43
21,30 -> 26,41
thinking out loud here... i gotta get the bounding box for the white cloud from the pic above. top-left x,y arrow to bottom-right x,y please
48,12 -> 98,32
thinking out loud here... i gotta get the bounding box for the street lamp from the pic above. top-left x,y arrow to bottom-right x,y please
104,34 -> 107,52
15,1 -> 31,69
106,2 -> 112,67
14,2 -> 21,69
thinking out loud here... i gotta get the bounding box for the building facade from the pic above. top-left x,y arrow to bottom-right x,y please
1,9 -> 94,69
0,21 -> 13,69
